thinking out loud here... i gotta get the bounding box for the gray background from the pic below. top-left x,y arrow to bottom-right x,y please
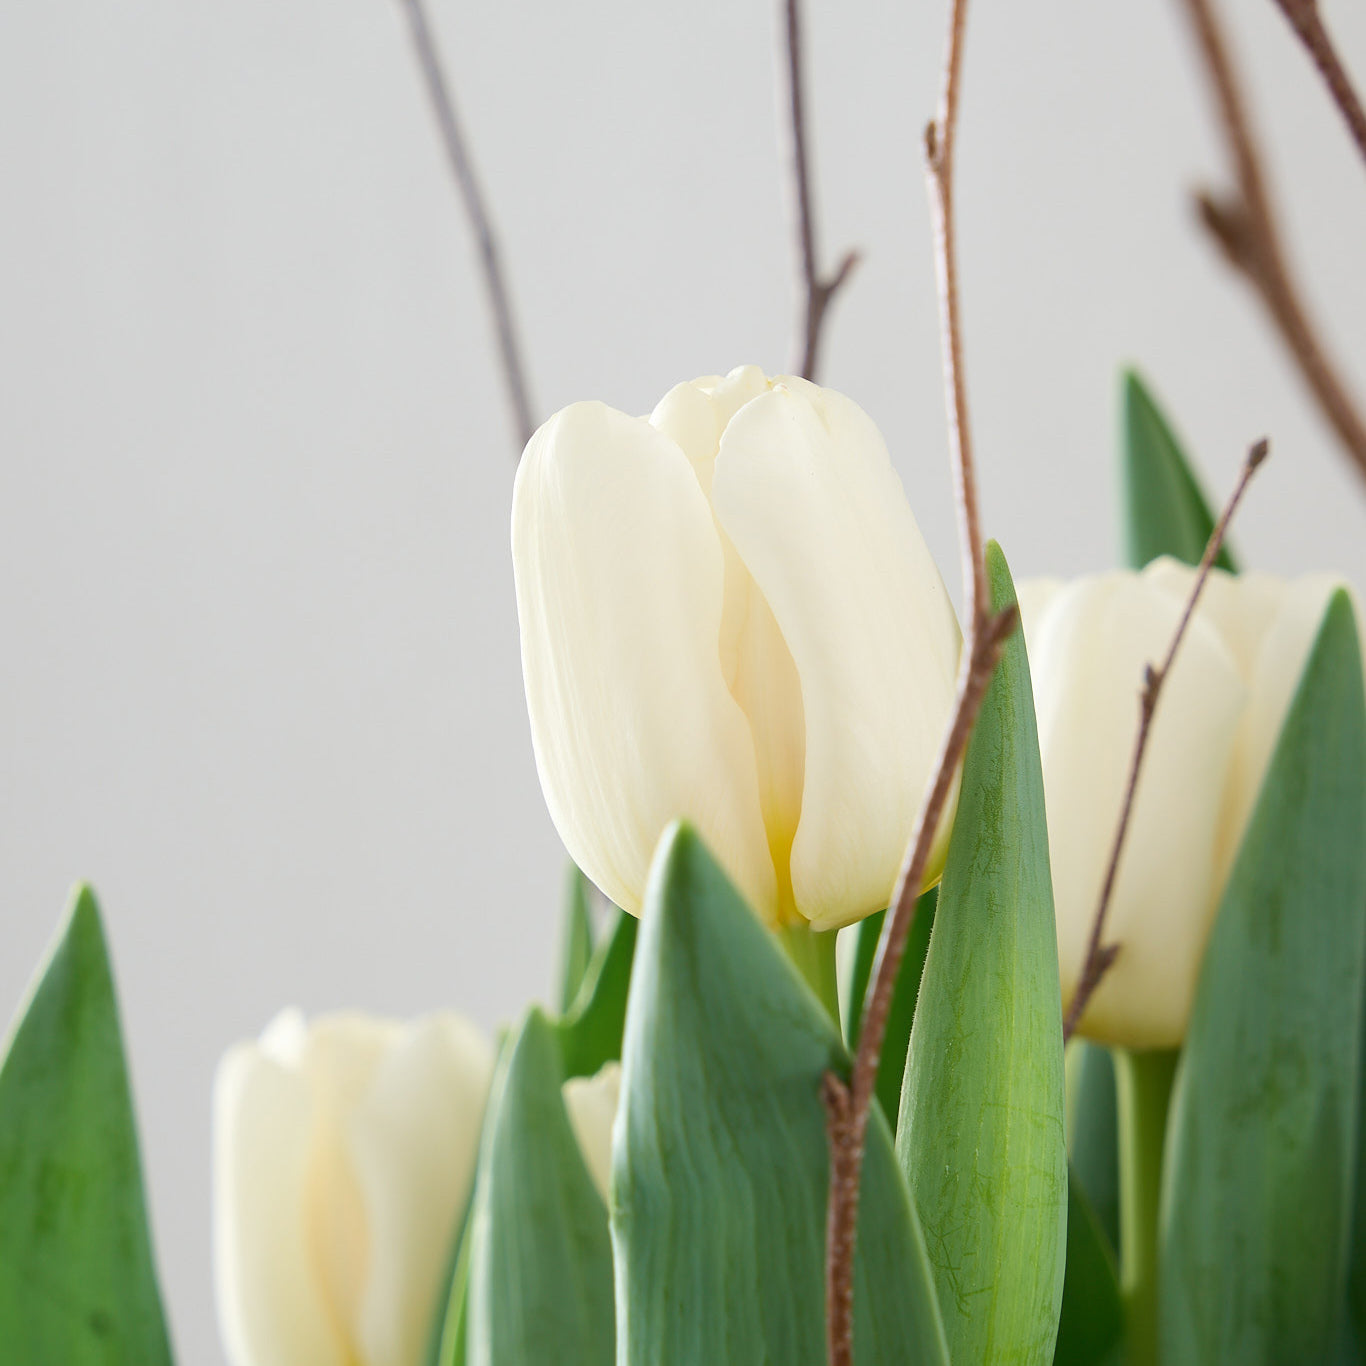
3,0 -> 1365,1358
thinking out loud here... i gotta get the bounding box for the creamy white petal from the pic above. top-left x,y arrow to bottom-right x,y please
1014,577 -> 1065,654
513,400 -> 775,919
711,384 -> 962,930
349,1015 -> 495,1366
561,1061 -> 622,1206
214,1038 -> 346,1366
649,366 -> 771,496
1033,573 -> 1245,1048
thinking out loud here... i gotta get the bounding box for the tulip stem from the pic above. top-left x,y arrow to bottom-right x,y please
1114,1047 -> 1178,1366
779,923 -> 841,1025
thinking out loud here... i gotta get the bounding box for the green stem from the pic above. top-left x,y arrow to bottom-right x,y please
1114,1047 -> 1179,1366
778,922 -> 841,1025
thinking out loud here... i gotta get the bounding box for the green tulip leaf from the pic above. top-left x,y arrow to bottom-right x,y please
558,865 -> 597,1014
466,1007 -> 614,1366
0,886 -> 174,1364
842,890 -> 937,1128
1121,369 -> 1238,572
896,541 -> 1068,1365
1066,1041 -> 1120,1258
614,823 -> 948,1365
557,905 -> 637,1081
1160,591 -> 1366,1364
1052,1167 -> 1124,1366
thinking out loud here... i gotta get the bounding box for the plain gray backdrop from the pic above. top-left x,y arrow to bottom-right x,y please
3,0 -> 1365,1359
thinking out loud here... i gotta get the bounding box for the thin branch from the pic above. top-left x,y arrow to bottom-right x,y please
778,0 -> 862,381
1063,438 -> 1269,1042
398,0 -> 536,454
1270,0 -> 1366,169
1178,0 -> 1366,486
822,2 -> 1014,1360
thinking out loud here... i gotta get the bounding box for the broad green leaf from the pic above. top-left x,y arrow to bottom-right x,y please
897,542 -> 1068,1365
1160,592 -> 1366,1364
0,886 -> 174,1364
1121,369 -> 1237,572
558,865 -> 597,1013
428,1192 -> 474,1366
1065,1041 -> 1120,1257
842,890 -> 937,1127
466,1007 -> 614,1366
1052,1168 -> 1124,1366
557,905 -> 637,1080
614,823 -> 948,1366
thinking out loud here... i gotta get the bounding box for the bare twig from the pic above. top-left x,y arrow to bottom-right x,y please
1178,0 -> 1366,486
1270,0 -> 1366,169
778,0 -> 861,381
1062,438 -> 1269,1041
821,3 -> 1016,1360
398,0 -> 536,454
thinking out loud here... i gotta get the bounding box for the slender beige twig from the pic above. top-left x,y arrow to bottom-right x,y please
1179,0 -> 1366,487
1270,0 -> 1366,169
398,0 -> 536,454
778,0 -> 861,381
1063,439 -> 1269,1042
820,2 -> 1017,1360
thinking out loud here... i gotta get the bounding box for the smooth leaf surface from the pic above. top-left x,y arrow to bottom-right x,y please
842,890 -> 937,1128
1066,1041 -> 1120,1258
897,542 -> 1068,1365
614,823 -> 948,1366
466,1007 -> 614,1366
1161,592 -> 1366,1364
557,905 -> 637,1081
1052,1168 -> 1124,1366
1121,369 -> 1237,572
558,865 -> 597,1014
0,886 -> 174,1364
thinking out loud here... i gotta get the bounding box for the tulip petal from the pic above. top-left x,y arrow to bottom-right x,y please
348,1014 -> 494,1366
1032,574 -> 1245,1048
513,401 -> 775,920
710,384 -> 962,930
561,1061 -> 622,1205
214,1027 -> 346,1366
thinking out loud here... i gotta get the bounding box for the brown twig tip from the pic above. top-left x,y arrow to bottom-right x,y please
1180,0 -> 1366,487
778,0 -> 860,382
924,121 -> 940,164
1062,435 -> 1269,1042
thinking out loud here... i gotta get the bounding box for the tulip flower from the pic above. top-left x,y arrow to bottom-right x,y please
1021,559 -> 1356,1048
214,1009 -> 494,1366
562,1061 -> 621,1204
512,366 -> 961,933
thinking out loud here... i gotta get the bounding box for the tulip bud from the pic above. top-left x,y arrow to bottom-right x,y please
562,1061 -> 622,1204
214,1010 -> 494,1366
1021,560 -> 1358,1048
512,366 -> 962,931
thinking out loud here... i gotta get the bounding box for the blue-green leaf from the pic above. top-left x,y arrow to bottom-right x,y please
842,890 -> 937,1128
0,886 -> 174,1364
1052,1167 -> 1124,1366
1066,1041 -> 1120,1258
466,1007 -> 614,1366
558,865 -> 597,1014
897,542 -> 1068,1365
1160,592 -> 1366,1363
557,905 -> 637,1081
614,823 -> 948,1365
1121,369 -> 1237,572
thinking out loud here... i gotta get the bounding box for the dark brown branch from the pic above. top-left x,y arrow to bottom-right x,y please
822,2 -> 1011,1360
1178,0 -> 1366,486
778,0 -> 861,381
1270,0 -> 1366,169
1062,438 -> 1269,1042
398,0 -> 536,454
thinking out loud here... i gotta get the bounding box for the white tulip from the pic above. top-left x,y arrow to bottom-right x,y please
1023,559 -> 1355,1048
561,1061 -> 622,1205
214,1009 -> 494,1366
512,366 -> 962,931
